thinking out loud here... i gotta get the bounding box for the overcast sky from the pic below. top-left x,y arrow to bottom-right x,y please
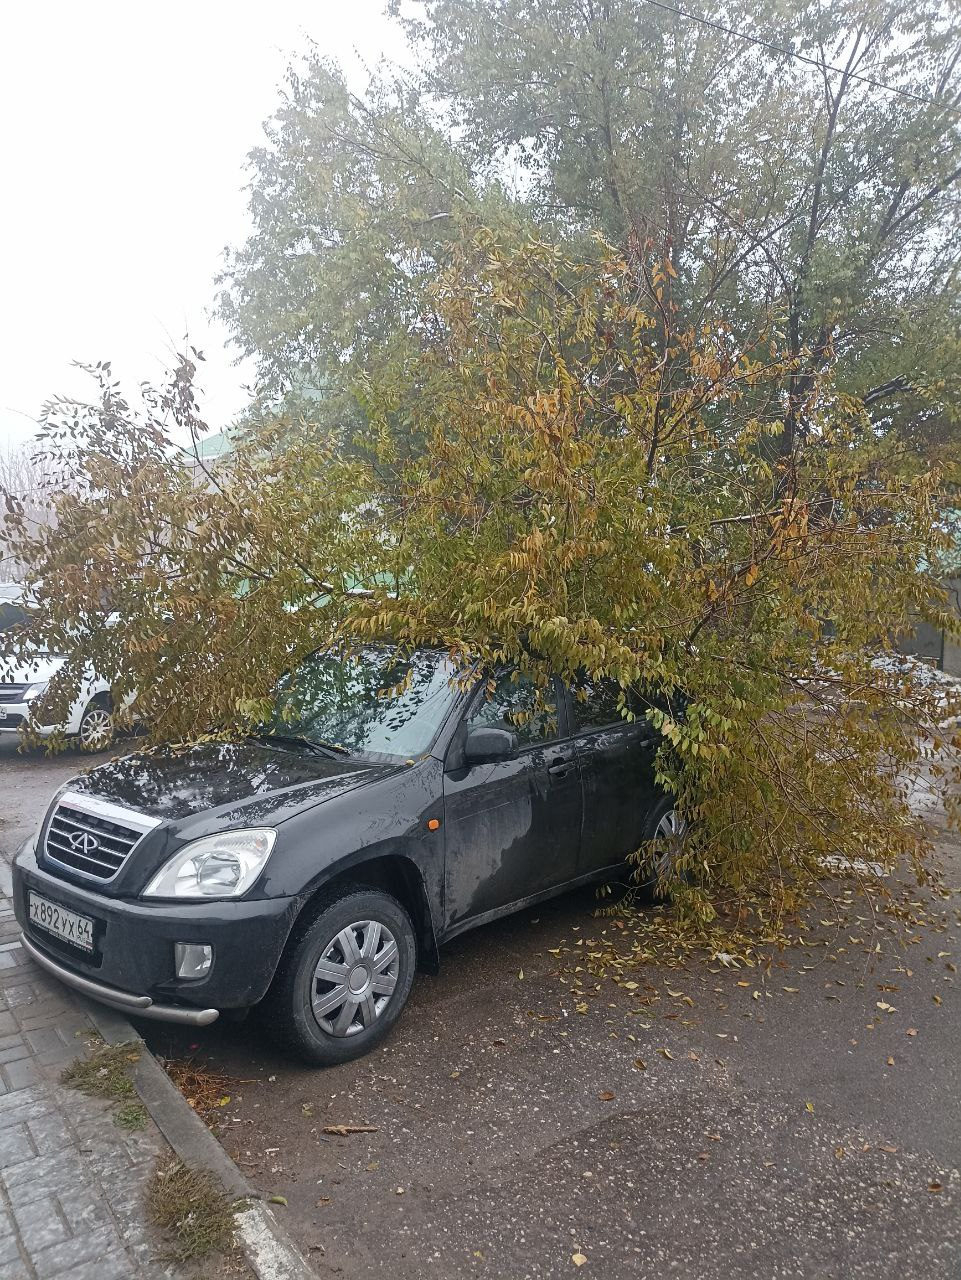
0,1 -> 408,453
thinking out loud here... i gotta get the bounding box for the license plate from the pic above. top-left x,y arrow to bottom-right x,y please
28,892 -> 95,952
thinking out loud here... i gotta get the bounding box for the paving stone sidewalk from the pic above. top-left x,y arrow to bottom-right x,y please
0,886 -> 177,1280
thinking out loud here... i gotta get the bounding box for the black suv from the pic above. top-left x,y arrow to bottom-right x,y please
13,645 -> 681,1064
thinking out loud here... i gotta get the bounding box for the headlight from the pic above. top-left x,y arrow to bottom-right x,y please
23,681 -> 49,701
142,829 -> 276,899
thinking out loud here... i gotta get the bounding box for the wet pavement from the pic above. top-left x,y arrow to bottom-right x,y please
143,833 -> 961,1280
3,737 -> 960,1279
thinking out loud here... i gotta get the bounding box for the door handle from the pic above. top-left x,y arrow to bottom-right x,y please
548,759 -> 573,778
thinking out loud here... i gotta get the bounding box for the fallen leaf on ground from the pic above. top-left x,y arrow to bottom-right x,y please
633,1058 -> 647,1070
323,1124 -> 378,1136
659,1048 -> 674,1060
268,1195 -> 288,1207
928,1181 -> 943,1193
598,1091 -> 615,1101
572,1253 -> 588,1267
907,1028 -> 919,1036
805,1102 -> 815,1113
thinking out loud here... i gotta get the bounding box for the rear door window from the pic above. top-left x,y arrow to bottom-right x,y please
569,675 -> 638,732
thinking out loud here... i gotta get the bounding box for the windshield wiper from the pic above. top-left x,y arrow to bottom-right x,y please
251,731 -> 352,758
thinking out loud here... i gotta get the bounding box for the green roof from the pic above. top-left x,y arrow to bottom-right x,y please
196,431 -> 232,460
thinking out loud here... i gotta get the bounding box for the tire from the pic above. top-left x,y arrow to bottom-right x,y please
76,698 -> 114,752
637,795 -> 688,901
259,886 -> 417,1066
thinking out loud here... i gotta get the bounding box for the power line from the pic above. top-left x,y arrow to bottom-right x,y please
639,0 -> 959,112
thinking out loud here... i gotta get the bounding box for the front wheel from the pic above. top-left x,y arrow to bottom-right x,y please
259,886 -> 417,1066
76,699 -> 114,751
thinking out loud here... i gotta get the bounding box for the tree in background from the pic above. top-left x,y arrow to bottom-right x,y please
222,0 -> 961,479
0,445 -> 72,581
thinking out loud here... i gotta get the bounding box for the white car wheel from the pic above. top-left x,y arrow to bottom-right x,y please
77,701 -> 114,751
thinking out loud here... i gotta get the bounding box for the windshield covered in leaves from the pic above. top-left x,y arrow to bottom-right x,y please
268,645 -> 459,762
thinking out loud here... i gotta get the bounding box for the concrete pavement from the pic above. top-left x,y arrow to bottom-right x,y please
0,877 -> 173,1279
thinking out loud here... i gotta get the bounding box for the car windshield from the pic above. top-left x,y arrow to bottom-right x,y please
266,645 -> 460,762
0,602 -> 30,633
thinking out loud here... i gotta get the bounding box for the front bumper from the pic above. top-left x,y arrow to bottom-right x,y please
0,704 -> 45,734
13,841 -> 300,1020
20,933 -> 219,1025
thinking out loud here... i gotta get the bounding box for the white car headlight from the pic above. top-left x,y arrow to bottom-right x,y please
23,681 -> 49,701
142,829 -> 276,899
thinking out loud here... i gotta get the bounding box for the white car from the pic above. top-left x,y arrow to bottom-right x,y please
0,583 -> 116,750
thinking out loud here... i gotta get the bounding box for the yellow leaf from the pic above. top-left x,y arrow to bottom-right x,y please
572,1253 -> 588,1267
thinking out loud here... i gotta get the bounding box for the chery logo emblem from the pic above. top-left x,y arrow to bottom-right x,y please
67,831 -> 100,855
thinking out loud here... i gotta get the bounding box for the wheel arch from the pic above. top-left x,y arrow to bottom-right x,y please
293,853 -> 440,974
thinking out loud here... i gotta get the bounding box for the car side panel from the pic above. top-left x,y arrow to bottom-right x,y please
442,736 -> 582,928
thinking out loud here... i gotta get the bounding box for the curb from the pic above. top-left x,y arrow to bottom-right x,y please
83,1001 -> 314,1280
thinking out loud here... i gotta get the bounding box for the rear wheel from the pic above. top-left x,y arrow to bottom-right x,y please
639,797 -> 688,900
76,698 -> 114,751
259,886 -> 416,1066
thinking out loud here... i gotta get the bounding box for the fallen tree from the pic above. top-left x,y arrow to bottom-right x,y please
2,235 -> 958,928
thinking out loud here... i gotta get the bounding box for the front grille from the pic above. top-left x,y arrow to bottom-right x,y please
0,684 -> 28,704
43,794 -> 157,881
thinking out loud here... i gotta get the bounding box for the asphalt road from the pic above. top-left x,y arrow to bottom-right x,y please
3,737 -> 960,1280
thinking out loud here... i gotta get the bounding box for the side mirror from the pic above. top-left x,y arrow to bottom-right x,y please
463,725 -> 518,766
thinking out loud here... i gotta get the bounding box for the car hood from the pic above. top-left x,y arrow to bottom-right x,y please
65,739 -> 397,826
1,652 -> 66,684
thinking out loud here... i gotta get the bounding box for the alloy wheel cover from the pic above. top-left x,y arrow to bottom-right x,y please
311,919 -> 400,1037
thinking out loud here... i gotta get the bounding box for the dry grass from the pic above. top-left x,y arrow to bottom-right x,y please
148,1157 -> 240,1264
61,1039 -> 140,1102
